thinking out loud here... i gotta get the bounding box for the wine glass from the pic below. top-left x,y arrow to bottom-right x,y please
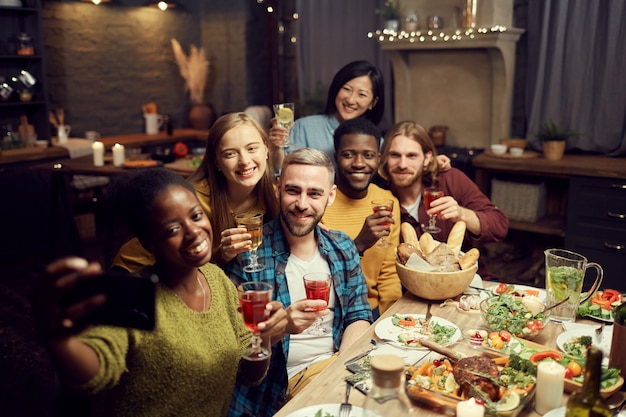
423,186 -> 444,233
273,103 -> 294,148
303,272 -> 332,336
235,213 -> 265,272
371,199 -> 394,248
237,282 -> 273,361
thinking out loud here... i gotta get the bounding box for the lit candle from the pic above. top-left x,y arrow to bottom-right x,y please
92,141 -> 104,167
457,397 -> 485,417
535,361 -> 565,415
112,143 -> 125,167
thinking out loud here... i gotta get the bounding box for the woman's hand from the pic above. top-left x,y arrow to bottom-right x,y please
437,154 -> 452,171
32,257 -> 106,343
268,117 -> 289,149
257,301 -> 288,345
220,227 -> 253,263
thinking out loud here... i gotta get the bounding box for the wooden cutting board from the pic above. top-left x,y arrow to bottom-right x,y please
18,114 -> 35,142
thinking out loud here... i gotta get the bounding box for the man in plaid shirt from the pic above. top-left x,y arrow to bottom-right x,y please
225,148 -> 372,417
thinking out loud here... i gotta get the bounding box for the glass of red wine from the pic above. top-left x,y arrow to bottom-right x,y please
303,272 -> 332,336
237,282 -> 273,361
371,199 -> 394,248
423,186 -> 444,233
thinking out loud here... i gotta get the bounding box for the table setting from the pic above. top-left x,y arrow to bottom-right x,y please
273,229 -> 625,417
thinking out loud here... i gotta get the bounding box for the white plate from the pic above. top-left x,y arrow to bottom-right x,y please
374,314 -> 461,349
487,283 -> 547,302
284,403 -> 364,417
543,406 -> 566,417
556,328 -> 613,361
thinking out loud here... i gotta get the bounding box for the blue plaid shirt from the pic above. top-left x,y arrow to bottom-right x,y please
224,216 -> 372,417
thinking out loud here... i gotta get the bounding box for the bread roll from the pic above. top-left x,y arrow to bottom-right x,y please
401,222 -> 420,248
419,232 -> 438,255
459,248 -> 480,270
397,242 -> 420,265
447,221 -> 466,256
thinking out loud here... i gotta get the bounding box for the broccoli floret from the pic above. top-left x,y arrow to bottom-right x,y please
579,335 -> 593,347
508,353 -> 537,376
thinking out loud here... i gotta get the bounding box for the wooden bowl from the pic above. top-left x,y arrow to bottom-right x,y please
396,261 -> 478,300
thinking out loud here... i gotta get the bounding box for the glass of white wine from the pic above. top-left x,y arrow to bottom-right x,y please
273,103 -> 294,148
235,213 -> 265,272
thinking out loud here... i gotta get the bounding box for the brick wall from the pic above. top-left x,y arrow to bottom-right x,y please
42,0 -> 271,137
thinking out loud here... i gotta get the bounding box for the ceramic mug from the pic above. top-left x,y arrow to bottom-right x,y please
57,125 -> 71,144
144,114 -> 163,135
544,248 -> 603,322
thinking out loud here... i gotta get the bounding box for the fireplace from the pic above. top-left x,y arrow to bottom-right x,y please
377,0 -> 524,149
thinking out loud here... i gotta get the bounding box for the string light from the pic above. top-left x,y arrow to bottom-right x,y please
367,25 -> 509,43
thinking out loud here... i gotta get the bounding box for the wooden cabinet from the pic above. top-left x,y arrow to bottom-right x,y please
0,0 -> 50,146
473,153 -> 626,291
565,176 -> 626,290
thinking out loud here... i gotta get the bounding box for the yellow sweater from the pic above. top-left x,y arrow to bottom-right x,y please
322,185 -> 402,314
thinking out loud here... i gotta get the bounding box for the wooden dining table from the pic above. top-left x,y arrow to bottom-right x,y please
272,286 -> 617,417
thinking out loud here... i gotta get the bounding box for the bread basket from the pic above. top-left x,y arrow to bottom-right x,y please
396,261 -> 477,300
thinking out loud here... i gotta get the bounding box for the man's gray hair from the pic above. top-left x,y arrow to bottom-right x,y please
282,148 -> 335,187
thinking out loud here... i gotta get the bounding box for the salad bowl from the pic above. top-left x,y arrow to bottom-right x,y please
480,294 -> 549,340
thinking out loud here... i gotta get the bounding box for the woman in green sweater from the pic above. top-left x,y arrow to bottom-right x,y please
32,168 -> 287,417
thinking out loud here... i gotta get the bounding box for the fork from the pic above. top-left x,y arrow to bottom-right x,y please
339,382 -> 352,417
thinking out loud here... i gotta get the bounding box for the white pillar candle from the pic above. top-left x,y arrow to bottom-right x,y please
92,141 -> 104,167
535,361 -> 565,415
457,397 -> 485,417
112,143 -> 125,167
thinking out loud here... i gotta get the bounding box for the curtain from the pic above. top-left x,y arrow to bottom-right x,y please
526,0 -> 626,156
295,0 -> 394,131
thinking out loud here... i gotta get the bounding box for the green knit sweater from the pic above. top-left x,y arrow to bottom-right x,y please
72,263 -> 250,417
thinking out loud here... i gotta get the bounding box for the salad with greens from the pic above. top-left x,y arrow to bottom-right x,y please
481,294 -> 547,339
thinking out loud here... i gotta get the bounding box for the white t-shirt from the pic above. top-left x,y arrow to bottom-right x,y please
403,193 -> 422,222
285,249 -> 336,379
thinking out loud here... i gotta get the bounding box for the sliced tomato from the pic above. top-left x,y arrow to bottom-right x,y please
495,283 -> 514,294
602,289 -> 621,303
529,351 -> 563,364
499,330 -> 512,342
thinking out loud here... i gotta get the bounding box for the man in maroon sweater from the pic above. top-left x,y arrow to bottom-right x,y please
377,121 -> 509,279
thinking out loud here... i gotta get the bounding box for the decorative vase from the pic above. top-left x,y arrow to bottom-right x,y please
188,103 -> 215,130
542,140 -> 566,161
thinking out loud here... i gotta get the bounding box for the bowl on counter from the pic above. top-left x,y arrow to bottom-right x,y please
509,148 -> 524,157
490,144 -> 508,155
480,294 -> 549,340
396,261 -> 478,300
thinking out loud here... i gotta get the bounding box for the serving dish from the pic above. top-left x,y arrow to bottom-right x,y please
374,314 -> 461,349
556,327 -> 613,362
480,294 -> 549,340
462,335 -> 624,398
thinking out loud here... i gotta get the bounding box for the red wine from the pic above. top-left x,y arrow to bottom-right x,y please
304,280 -> 330,311
372,205 -> 392,226
424,189 -> 443,215
240,291 -> 270,332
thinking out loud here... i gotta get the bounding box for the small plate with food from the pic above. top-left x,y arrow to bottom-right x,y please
557,327 -> 613,362
577,289 -> 623,323
488,283 -> 546,302
374,313 -> 461,349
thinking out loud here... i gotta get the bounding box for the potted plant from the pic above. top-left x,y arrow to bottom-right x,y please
376,0 -> 400,31
534,120 -> 578,161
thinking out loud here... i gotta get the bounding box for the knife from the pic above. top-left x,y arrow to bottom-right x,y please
344,346 -> 375,365
418,337 -> 465,361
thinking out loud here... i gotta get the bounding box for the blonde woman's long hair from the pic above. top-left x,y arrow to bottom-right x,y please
378,121 -> 440,186
188,112 -> 279,248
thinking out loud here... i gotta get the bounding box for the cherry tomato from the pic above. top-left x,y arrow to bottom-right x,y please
490,336 -> 504,350
433,359 -> 442,367
564,368 -> 574,379
488,331 -> 500,340
567,361 -> 583,377
499,330 -> 512,342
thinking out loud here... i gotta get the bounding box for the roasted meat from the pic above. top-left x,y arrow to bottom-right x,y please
452,356 -> 501,402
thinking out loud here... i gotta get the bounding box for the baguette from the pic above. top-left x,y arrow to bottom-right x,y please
401,222 -> 420,248
419,232 -> 438,255
447,220 -> 466,256
459,248 -> 480,270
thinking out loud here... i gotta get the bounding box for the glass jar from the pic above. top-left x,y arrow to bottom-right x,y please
363,355 -> 413,416
16,32 -> 34,56
404,10 -> 419,32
